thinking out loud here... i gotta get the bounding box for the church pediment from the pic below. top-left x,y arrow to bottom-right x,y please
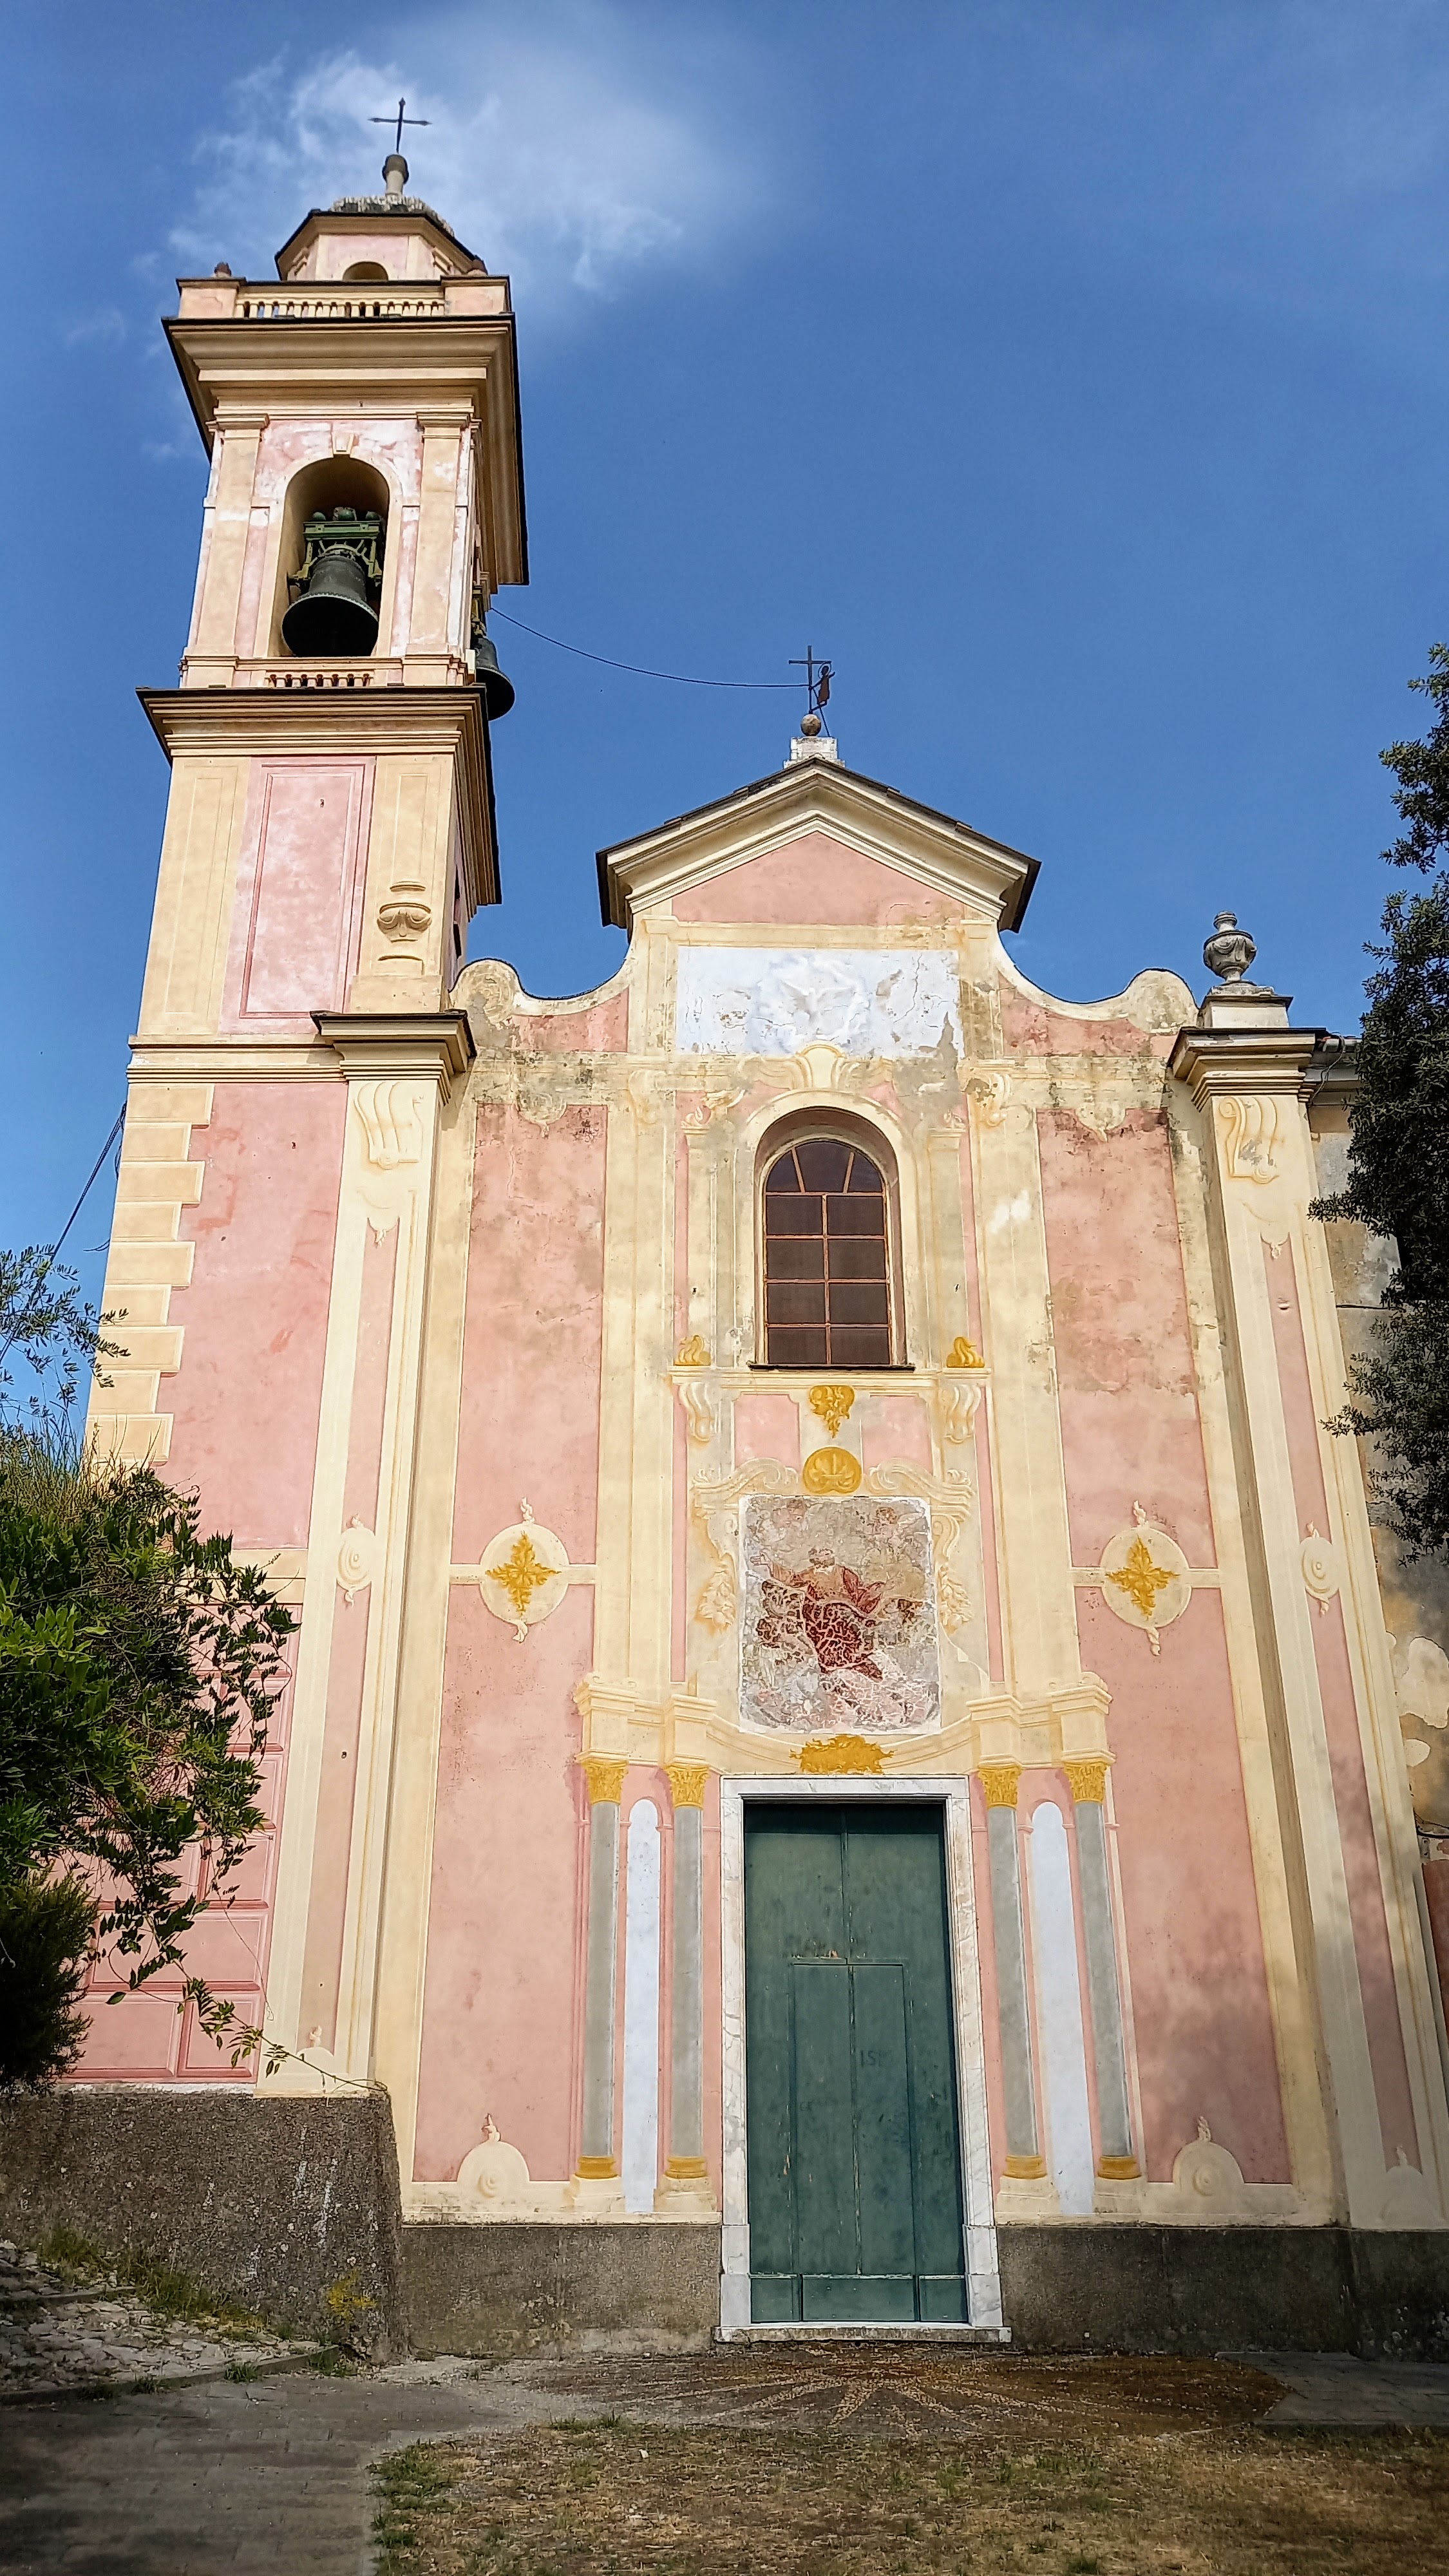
596,758 -> 1039,935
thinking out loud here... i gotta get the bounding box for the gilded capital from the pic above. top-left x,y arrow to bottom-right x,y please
978,1763 -> 1022,1810
579,1755 -> 628,1806
665,1763 -> 710,1810
1063,1758 -> 1110,1805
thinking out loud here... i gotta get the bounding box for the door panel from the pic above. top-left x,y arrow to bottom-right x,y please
790,1963 -> 858,2280
744,1803 -> 967,2324
852,1962 -> 916,2278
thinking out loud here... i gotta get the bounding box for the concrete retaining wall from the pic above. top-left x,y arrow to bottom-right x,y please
404,2221 -> 721,2356
996,2224 -> 1449,2361
0,2087 -> 406,2359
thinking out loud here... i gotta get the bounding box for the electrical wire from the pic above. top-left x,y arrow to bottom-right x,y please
488,607 -> 800,691
51,1110 -> 126,1262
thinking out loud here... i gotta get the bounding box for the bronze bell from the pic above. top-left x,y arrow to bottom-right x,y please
281,546 -> 379,659
473,618 -> 515,720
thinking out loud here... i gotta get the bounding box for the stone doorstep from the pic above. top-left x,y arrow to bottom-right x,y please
728,2324 -> 1013,2344
0,2344 -> 324,2407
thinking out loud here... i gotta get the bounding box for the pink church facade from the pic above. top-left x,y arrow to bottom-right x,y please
79,174 -> 1449,2342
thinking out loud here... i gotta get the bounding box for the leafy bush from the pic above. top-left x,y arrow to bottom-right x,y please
0,1424 -> 294,2083
0,1873 -> 95,2087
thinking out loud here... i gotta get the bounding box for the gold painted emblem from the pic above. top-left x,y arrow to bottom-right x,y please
486,1531 -> 554,1619
675,1334 -> 711,1367
801,1445 -> 862,1495
945,1335 -> 985,1370
797,1734 -> 886,1776
808,1383 -> 855,1439
1106,1535 -> 1176,1622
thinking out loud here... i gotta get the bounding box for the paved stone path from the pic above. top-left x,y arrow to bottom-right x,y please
3,2348 -> 1448,2574
0,2363 -> 578,2575
0,2242 -> 315,2398
1249,2350 -> 1449,2428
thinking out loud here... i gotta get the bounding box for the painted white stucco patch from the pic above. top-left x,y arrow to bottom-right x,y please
675,948 -> 963,1057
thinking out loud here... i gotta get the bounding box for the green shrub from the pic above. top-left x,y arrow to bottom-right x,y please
0,1872 -> 95,2086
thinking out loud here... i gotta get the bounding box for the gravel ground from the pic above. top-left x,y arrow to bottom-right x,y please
0,2238 -> 317,2397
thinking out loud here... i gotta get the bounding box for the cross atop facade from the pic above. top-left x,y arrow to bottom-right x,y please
790,646 -> 833,719
371,97 -> 431,156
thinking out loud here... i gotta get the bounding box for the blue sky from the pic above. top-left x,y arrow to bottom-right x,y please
5,0 -> 1449,1309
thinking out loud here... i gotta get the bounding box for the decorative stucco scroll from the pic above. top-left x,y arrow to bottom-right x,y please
352,1077 -> 428,1236
690,1459 -> 795,1638
963,1066 -> 1010,1128
336,1517 -> 376,1605
941,1377 -> 983,1444
1216,1094 -> 1282,1183
1300,1524 -> 1341,1615
354,1077 -> 424,1171
1170,2119 -> 1249,2217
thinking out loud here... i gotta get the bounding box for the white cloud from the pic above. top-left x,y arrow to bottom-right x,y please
61,307 -> 128,350
169,3 -> 776,319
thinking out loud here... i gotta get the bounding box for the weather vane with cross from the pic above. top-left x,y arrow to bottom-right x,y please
790,646 -> 834,726
372,97 -> 430,157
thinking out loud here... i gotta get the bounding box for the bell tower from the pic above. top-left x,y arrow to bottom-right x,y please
93,162 -> 526,1466
80,166 -> 527,2085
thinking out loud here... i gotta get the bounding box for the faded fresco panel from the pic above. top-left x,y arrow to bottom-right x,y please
741,1493 -> 940,1733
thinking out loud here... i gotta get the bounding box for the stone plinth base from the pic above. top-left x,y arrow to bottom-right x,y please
996,2224 -> 1449,2362
0,2085 -> 405,2358
7,2098 -> 1449,2367
403,2220 -> 721,2356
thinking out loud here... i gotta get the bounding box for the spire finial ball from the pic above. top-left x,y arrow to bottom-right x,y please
799,710 -> 822,738
383,152 -> 409,202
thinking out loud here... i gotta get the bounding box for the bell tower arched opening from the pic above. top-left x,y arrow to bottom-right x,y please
269,455 -> 392,659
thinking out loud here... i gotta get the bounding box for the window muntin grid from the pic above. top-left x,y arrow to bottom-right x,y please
761,1136 -> 893,1370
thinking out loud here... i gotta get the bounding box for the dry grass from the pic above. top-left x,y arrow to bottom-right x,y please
370,2356 -> 1449,2576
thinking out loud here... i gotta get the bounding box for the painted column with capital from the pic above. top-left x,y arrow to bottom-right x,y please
577,1756 -> 628,2180
659,1763 -> 712,2206
981,1764 -> 1045,2179
1065,1760 -> 1139,2177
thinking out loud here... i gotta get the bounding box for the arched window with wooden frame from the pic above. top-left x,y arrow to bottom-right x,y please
758,1122 -> 904,1369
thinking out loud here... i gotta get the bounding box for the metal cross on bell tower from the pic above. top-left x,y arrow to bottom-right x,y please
371,97 -> 431,156
790,645 -> 834,726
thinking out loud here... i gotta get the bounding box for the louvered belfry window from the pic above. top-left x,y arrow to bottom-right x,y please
762,1136 -> 893,1369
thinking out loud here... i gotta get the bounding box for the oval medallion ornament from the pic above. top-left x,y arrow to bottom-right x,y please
480,1510 -> 571,1640
1097,1508 -> 1190,1656
801,1446 -> 862,1496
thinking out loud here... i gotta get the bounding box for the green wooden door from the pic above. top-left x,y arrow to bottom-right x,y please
744,1803 -> 967,2324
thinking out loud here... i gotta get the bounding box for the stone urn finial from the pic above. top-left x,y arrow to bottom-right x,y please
1202,911 -> 1258,989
